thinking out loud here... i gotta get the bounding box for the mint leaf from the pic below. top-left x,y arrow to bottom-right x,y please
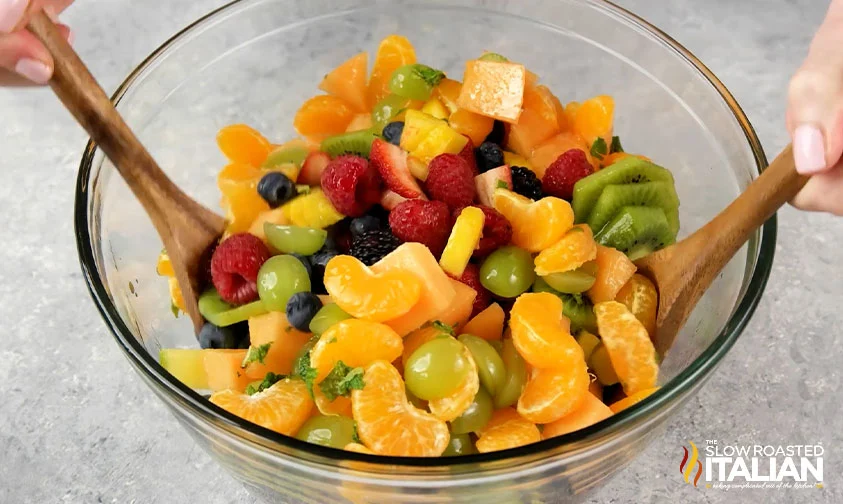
241,343 -> 272,368
292,346 -> 318,398
590,138 -> 608,160
318,361 -> 365,401
246,372 -> 285,395
352,421 -> 361,443
610,136 -> 623,154
432,320 -> 456,336
414,65 -> 446,87
495,179 -> 509,189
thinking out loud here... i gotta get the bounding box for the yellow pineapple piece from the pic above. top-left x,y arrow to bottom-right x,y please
400,110 -> 443,152
284,189 -> 344,229
503,151 -> 534,172
439,206 -> 485,277
412,123 -> 469,164
421,97 -> 449,120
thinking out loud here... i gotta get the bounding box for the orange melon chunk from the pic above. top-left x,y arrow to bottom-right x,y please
541,393 -> 613,439
588,245 -> 637,303
203,350 -> 253,392
507,108 -> 559,158
458,60 -> 526,123
439,278 -> 478,330
460,303 -> 505,341
319,52 -> 369,112
371,243 -> 457,336
247,311 -> 312,376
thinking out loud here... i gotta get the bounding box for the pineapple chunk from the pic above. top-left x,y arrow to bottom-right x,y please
400,110 -> 443,152
412,123 -> 469,164
421,97 -> 450,120
408,156 -> 429,181
503,151 -> 534,171
440,206 -> 485,277
160,349 -> 208,389
283,189 -> 344,229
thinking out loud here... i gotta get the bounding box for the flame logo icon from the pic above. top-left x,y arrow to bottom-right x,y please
679,441 -> 703,487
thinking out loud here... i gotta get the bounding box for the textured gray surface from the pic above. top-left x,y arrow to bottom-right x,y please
0,0 -> 839,503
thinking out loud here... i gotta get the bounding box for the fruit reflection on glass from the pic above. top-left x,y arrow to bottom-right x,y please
157,34 -> 677,456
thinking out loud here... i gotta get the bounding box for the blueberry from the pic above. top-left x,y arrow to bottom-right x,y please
484,120 -> 506,145
257,172 -> 296,208
310,247 -> 339,294
290,253 -> 313,279
229,321 -> 251,349
350,215 -> 381,239
382,121 -> 404,146
286,292 -> 324,332
198,322 -> 239,349
475,141 -> 505,173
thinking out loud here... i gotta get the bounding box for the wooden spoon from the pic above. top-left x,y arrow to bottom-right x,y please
635,145 -> 807,356
28,12 -> 225,334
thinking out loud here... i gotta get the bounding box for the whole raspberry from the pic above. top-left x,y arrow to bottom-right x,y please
454,205 -> 512,258
542,149 -> 593,201
210,233 -> 270,305
425,153 -> 476,209
451,263 -> 492,318
321,155 -> 383,217
389,200 -> 452,257
458,136 -> 478,175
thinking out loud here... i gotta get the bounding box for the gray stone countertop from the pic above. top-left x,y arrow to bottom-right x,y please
0,0 -> 840,503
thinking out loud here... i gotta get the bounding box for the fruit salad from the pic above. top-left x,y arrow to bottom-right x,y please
157,35 -> 678,457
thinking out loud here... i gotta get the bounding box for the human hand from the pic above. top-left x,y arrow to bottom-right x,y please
788,0 -> 843,215
0,0 -> 73,86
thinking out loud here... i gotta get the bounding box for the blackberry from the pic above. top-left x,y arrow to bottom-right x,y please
511,166 -> 543,200
310,246 -> 339,294
484,120 -> 506,145
475,141 -> 505,173
349,229 -> 401,266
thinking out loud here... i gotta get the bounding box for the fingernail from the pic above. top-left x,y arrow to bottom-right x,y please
15,58 -> 51,84
66,27 -> 74,45
0,0 -> 27,33
793,124 -> 828,174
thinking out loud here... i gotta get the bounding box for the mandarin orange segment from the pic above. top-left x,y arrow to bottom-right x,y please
507,108 -> 560,158
367,35 -> 417,106
209,378 -> 313,435
534,224 -> 598,276
529,132 -> 592,178
323,255 -> 422,322
517,359 -> 590,424
344,443 -> 376,454
594,301 -> 659,395
549,92 -> 571,133
221,181 -> 271,234
588,245 -> 637,303
168,277 -> 186,313
541,393 -> 613,439
433,78 -> 463,113
449,108 -> 495,145
573,95 -> 615,149
293,95 -> 356,141
309,319 -> 404,382
314,387 -> 354,417
319,52 -> 369,112
475,407 -> 541,453
351,360 -> 449,456
156,250 -> 175,277
615,274 -> 658,338
216,124 -> 273,167
493,189 -> 574,252
510,292 -> 582,369
608,386 -> 660,413
428,345 -> 480,422
461,303 -> 505,341
217,162 -> 262,194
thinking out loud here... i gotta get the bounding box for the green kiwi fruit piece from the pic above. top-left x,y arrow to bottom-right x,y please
320,130 -> 378,158
261,145 -> 309,169
594,205 -> 676,259
587,181 -> 680,236
542,270 -> 596,294
532,278 -> 598,332
478,52 -> 509,62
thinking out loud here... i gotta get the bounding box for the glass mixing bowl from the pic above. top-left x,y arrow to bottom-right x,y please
74,0 -> 775,502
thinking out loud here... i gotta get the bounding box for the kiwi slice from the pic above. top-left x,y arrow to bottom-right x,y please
572,157 -> 676,223
543,270 -> 596,294
320,130 -> 378,158
587,182 -> 679,236
198,289 -> 268,327
595,206 -> 676,260
262,145 -> 309,169
531,278 -> 598,333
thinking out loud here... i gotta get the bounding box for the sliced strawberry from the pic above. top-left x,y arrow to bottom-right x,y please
370,138 -> 425,198
298,151 -> 331,186
475,165 -> 512,207
380,189 -> 427,210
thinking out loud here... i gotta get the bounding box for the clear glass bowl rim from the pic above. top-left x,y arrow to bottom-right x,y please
73,0 -> 776,469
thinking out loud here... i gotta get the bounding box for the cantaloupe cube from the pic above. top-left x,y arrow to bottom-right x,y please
541,393 -> 613,439
530,132 -> 592,179
588,245 -> 637,303
160,349 -> 208,389
441,278 -> 477,330
203,349 -> 253,392
247,311 -> 312,376
507,108 -> 559,158
345,113 -> 373,132
372,243 -> 457,336
460,303 -> 505,341
248,207 -> 289,245
458,60 -> 526,123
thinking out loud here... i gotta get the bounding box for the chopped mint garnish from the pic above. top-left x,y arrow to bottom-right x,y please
495,179 -> 509,189
352,421 -> 361,443
610,136 -> 624,154
318,361 -> 365,401
432,320 -> 456,336
414,64 -> 446,87
590,138 -> 608,160
292,346 -> 318,398
241,343 -> 272,367
295,184 -> 312,195
245,372 -> 285,395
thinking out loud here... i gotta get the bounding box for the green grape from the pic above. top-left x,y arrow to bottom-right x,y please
404,337 -> 470,400
458,335 -> 506,397
542,270 -> 596,294
295,415 -> 357,449
257,255 -> 311,311
478,52 -> 509,62
588,343 -> 619,386
479,246 -> 536,298
261,145 -> 309,169
442,433 -> 477,456
371,94 -> 410,133
309,303 -> 352,335
198,288 -> 268,327
264,223 -> 327,255
388,64 -> 445,101
494,338 -> 528,409
450,387 -> 494,435
406,387 -> 427,410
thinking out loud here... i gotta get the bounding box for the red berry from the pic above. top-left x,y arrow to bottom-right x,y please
425,153 -> 476,209
454,205 -> 512,258
321,155 -> 383,217
451,263 -> 492,318
458,136 -> 478,175
542,149 -> 593,200
210,233 -> 270,305
388,200 -> 452,257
